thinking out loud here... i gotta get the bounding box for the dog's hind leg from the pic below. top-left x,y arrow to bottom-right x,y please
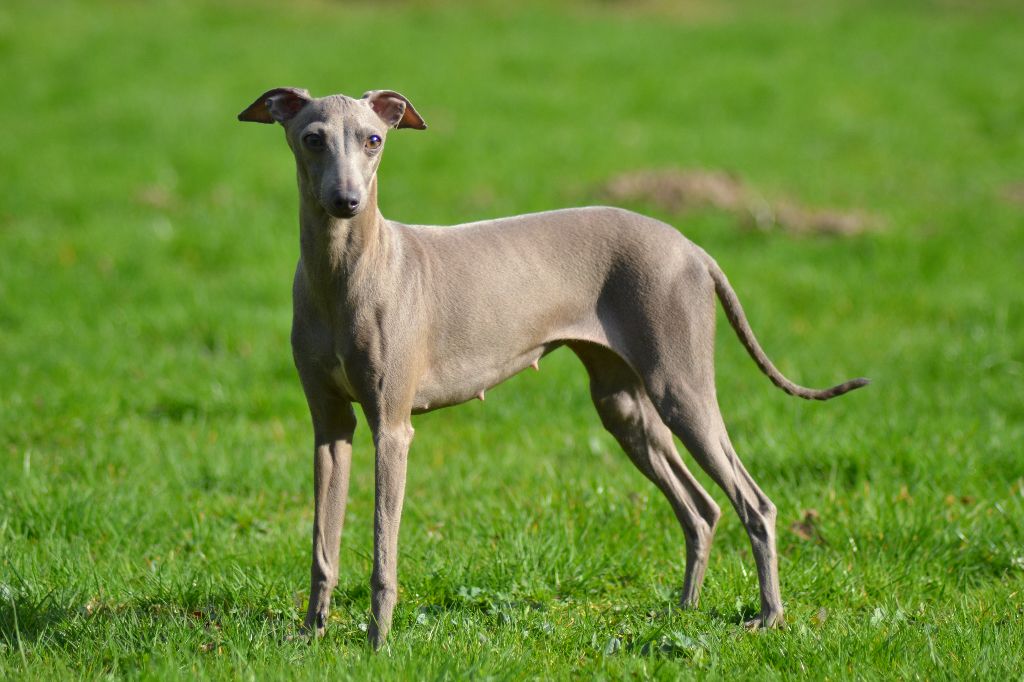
621,260 -> 786,628
573,343 -> 721,609
645,367 -> 785,628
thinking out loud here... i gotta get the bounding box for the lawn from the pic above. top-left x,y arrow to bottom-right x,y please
2,0 -> 1023,678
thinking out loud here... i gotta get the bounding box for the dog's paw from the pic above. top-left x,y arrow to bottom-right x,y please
284,627 -> 320,644
292,613 -> 327,641
367,622 -> 389,651
744,610 -> 786,631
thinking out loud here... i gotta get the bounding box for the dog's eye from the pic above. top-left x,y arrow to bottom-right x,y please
365,135 -> 382,151
303,133 -> 324,150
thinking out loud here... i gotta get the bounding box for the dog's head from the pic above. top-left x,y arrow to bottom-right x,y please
238,88 -> 426,219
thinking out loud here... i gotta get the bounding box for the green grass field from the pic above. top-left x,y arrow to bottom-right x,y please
2,0 -> 1023,678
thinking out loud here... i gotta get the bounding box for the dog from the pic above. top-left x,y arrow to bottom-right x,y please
238,87 -> 867,647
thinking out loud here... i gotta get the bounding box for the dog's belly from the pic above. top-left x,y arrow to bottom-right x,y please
410,323 -> 606,413
410,347 -> 546,412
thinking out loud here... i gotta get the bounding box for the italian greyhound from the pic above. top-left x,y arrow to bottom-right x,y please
238,87 -> 868,648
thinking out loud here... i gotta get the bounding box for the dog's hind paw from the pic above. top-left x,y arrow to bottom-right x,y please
744,610 -> 786,631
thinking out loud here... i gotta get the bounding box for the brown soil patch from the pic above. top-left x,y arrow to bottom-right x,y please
602,168 -> 879,236
789,508 -> 823,543
1000,182 -> 1024,207
135,184 -> 177,211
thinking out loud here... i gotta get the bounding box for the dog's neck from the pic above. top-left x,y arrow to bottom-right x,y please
297,174 -> 392,314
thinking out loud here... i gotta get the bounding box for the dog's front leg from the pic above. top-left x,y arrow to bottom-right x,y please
301,396 -> 357,636
366,418 -> 414,650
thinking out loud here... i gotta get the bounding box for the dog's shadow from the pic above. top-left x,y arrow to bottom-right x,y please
1,589 -> 71,646
0,585 -> 304,650
0,578 -> 764,655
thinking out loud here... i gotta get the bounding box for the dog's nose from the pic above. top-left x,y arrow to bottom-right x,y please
330,192 -> 362,216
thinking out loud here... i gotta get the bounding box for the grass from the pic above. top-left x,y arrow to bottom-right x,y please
2,0 -> 1023,677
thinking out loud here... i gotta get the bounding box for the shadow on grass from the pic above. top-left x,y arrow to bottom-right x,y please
705,603 -> 760,626
1,577 -> 772,666
0,584 -> 300,651
1,588 -> 70,649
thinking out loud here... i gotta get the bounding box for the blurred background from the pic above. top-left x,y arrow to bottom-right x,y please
1,0 -> 1022,677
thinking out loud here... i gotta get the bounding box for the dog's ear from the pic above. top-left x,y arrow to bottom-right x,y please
238,87 -> 311,124
362,90 -> 427,130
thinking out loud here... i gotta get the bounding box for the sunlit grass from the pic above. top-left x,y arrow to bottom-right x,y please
1,0 -> 1023,678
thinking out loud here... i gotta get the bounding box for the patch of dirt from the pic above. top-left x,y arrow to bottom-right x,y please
602,168 -> 879,236
789,508 -> 824,543
999,182 -> 1024,207
135,184 -> 177,211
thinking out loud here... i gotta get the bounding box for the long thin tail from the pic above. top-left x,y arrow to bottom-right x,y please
706,257 -> 869,401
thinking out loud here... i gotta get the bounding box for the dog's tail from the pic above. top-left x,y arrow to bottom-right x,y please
705,256 -> 869,401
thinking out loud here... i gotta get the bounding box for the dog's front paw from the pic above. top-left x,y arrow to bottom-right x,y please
297,612 -> 327,640
367,621 -> 389,651
284,626 -> 321,644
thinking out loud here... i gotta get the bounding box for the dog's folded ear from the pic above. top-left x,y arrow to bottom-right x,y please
238,87 -> 312,124
362,90 -> 427,130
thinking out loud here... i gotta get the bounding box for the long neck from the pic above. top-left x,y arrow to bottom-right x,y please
298,175 -> 390,311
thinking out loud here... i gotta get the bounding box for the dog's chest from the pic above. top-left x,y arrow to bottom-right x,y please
293,303 -> 369,403
328,354 -> 359,399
